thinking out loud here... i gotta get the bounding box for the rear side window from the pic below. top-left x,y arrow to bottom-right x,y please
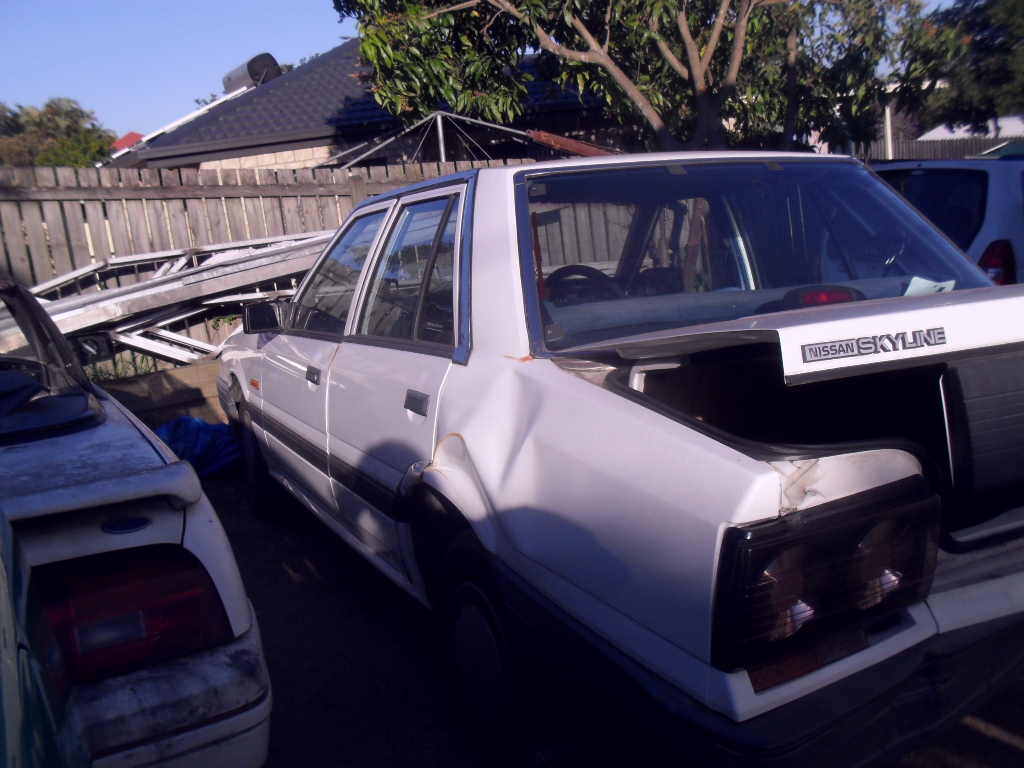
358,194 -> 459,346
877,168 -> 987,250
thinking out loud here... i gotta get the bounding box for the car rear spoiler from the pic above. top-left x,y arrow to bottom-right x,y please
0,461 -> 203,521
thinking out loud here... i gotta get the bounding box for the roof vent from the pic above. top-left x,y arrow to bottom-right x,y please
222,53 -> 281,94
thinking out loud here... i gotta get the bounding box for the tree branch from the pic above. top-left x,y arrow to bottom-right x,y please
603,0 -> 613,52
423,0 -> 482,21
699,0 -> 734,72
649,16 -> 690,80
486,0 -> 601,63
781,21 -> 798,149
482,9 -> 502,36
716,0 -> 754,102
490,0 -> 680,148
676,5 -> 705,89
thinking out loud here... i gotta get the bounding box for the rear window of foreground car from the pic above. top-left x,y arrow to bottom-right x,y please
876,167 -> 988,251
518,160 -> 992,350
1,292 -> 98,439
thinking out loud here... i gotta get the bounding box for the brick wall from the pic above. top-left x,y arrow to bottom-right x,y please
200,146 -> 335,171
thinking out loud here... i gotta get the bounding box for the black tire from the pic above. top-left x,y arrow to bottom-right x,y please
443,532 -> 522,755
238,403 -> 284,519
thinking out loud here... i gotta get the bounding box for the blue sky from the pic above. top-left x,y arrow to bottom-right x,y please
0,0 -> 358,137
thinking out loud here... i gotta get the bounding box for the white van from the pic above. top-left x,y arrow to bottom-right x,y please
876,157 -> 1024,284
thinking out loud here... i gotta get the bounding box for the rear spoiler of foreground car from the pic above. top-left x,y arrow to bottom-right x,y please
0,460 -> 203,521
566,285 -> 1024,385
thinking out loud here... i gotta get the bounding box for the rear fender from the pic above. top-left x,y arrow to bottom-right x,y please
399,432 -> 499,554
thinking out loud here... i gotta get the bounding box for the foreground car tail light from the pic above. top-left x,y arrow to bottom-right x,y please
34,545 -> 232,684
978,240 -> 1016,285
713,478 -> 938,687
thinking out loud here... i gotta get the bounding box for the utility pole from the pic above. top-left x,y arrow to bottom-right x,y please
436,114 -> 447,163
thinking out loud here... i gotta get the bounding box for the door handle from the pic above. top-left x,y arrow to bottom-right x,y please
305,365 -> 321,385
404,389 -> 429,417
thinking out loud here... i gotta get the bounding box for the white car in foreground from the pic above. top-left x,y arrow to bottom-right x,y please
0,275 -> 270,767
219,152 -> 1024,767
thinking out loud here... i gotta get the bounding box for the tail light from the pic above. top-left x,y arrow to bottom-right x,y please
713,478 -> 938,688
758,285 -> 867,315
798,287 -> 859,307
978,240 -> 1016,285
34,545 -> 233,684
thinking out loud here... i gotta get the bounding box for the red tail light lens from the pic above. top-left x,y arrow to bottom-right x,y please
34,545 -> 232,684
978,240 -> 1016,285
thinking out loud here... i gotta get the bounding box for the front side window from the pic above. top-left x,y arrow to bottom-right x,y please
358,195 -> 459,346
291,210 -> 388,335
520,161 -> 991,350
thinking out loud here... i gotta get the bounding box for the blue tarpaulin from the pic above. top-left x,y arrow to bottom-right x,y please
156,416 -> 241,476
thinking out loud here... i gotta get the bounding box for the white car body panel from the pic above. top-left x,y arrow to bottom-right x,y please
327,343 -> 450,573
261,333 -> 340,512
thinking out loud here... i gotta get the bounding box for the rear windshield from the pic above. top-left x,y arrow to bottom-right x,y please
1,291 -> 97,439
518,160 -> 991,350
875,168 -> 988,250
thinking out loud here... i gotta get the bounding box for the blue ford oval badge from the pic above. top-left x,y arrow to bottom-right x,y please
102,516 -> 152,534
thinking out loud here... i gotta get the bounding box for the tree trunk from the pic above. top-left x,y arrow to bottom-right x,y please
687,88 -> 724,149
781,23 -> 799,150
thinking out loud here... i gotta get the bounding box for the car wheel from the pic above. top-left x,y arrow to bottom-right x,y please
444,532 -> 521,750
238,404 -> 283,519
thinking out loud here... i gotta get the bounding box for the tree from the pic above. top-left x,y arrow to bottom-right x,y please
0,98 -> 115,167
333,0 -> 929,149
918,0 -> 1024,133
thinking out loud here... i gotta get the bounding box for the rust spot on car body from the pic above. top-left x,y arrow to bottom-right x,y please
434,432 -> 465,450
502,355 -> 534,363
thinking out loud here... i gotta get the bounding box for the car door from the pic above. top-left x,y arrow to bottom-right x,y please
327,188 -> 463,569
258,207 -> 390,512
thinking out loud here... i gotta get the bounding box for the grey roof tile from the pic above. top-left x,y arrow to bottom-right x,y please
145,39 -> 600,152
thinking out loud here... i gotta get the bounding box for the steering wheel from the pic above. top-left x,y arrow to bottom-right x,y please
872,227 -> 908,278
545,264 -> 625,306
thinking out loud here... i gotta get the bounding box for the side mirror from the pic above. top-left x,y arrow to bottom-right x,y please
68,332 -> 115,365
243,301 -> 286,334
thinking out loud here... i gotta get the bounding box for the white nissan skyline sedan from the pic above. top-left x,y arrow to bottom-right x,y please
217,152 -> 1024,767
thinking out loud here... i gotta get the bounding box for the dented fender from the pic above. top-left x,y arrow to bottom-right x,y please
399,432 -> 500,553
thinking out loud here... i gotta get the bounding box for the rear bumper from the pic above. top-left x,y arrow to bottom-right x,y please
64,603 -> 271,768
496,562 -> 1024,768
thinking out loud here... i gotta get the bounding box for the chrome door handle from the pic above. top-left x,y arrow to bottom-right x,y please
305,365 -> 321,385
404,390 -> 429,416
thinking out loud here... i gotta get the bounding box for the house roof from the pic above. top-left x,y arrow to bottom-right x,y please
112,132 -> 145,151
918,115 -> 1024,141
113,39 -> 603,168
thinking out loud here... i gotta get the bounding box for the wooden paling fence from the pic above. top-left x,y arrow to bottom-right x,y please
0,159 -> 532,293
856,137 -> 1009,162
